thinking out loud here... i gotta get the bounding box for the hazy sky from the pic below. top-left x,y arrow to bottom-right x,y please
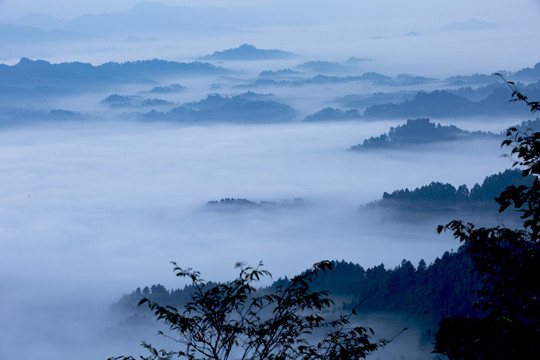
0,0 -> 538,22
1,0 -> 539,75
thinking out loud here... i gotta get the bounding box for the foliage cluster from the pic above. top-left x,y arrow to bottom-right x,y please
115,252 -> 480,339
323,255 -> 479,326
433,81 -> 540,359
111,261 -> 387,360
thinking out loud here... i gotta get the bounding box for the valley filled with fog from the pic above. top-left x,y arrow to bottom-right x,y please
0,118 -> 517,359
1,1 -> 539,359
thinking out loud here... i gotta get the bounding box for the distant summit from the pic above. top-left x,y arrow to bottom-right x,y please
198,44 -> 297,61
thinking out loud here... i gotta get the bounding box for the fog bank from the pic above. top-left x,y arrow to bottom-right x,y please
0,119 -> 514,358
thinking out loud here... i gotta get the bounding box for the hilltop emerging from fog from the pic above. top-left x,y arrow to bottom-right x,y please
198,44 -> 298,61
0,54 -> 539,126
350,118 -> 495,150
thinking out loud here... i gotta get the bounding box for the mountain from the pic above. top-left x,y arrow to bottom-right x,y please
141,84 -> 186,94
234,73 -> 394,89
258,69 -> 304,78
0,58 -> 225,88
62,2 -> 241,35
235,71 -> 435,90
296,61 -> 350,74
57,1 -> 370,37
363,83 -> 540,118
511,63 -> 540,83
363,91 -> 475,118
303,107 -> 362,122
101,94 -> 173,108
198,44 -> 297,61
142,92 -> 296,123
333,92 -> 416,109
445,73 -> 500,86
350,118 -> 493,150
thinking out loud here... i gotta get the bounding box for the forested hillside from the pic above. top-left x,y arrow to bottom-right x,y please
112,247 -> 480,336
370,169 -> 533,211
350,118 -> 493,150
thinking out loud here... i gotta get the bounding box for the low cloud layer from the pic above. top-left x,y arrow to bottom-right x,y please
0,119 -> 515,358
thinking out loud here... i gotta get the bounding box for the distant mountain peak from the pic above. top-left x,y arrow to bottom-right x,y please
198,44 -> 297,61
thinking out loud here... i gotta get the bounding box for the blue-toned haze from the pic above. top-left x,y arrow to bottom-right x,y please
0,1 -> 539,360
0,0 -> 539,74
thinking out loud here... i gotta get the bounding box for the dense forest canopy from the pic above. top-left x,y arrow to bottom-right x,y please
377,169 -> 533,204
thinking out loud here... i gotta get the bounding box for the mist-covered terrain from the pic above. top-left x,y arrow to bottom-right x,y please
1,1 -> 539,359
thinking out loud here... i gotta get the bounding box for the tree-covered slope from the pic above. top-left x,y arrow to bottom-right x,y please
372,169 -> 533,208
112,249 -> 480,330
351,118 -> 493,150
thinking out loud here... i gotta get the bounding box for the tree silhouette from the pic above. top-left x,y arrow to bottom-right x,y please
110,261 -> 387,360
433,79 -> 540,359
